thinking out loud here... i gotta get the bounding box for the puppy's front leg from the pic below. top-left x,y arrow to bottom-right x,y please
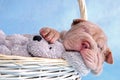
40,27 -> 60,43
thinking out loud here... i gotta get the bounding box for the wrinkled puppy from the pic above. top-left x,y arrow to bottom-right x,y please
62,19 -> 113,74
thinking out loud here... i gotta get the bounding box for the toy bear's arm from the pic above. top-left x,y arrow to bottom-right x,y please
62,51 -> 90,77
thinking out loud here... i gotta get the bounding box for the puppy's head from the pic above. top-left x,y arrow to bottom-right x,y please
63,19 -> 113,74
72,19 -> 113,64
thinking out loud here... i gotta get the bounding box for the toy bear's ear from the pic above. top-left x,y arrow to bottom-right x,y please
104,48 -> 113,64
72,18 -> 86,26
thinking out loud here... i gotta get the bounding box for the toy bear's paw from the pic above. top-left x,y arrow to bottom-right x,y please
62,51 -> 90,76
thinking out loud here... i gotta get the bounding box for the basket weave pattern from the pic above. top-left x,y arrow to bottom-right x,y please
0,54 -> 80,80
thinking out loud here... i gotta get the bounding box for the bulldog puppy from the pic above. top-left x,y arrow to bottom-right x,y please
40,19 -> 113,74
62,19 -> 113,74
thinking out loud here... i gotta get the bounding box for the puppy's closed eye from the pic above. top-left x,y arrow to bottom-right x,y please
97,44 -> 103,51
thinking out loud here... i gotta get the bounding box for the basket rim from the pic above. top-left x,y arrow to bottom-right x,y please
0,54 -> 68,64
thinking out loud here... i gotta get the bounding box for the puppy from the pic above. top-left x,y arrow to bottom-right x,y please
40,19 -> 113,74
62,19 -> 113,74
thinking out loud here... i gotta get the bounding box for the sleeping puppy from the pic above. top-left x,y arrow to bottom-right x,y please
62,19 -> 113,74
40,19 -> 113,74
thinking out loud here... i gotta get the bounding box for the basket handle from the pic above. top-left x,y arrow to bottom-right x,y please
78,0 -> 88,20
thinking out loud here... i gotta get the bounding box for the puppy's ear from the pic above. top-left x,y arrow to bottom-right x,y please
104,48 -> 113,64
72,18 -> 86,25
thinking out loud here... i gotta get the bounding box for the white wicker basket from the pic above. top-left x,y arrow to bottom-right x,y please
0,0 -> 87,80
0,54 -> 80,80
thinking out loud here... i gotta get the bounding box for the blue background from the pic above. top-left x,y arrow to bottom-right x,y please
0,0 -> 120,80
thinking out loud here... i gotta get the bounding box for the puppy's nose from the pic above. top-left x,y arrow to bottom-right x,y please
33,35 -> 42,41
